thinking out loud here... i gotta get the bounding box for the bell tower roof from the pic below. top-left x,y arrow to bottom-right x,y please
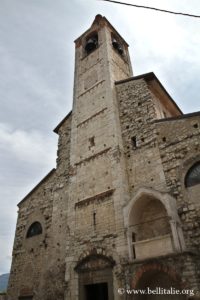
74,14 -> 129,48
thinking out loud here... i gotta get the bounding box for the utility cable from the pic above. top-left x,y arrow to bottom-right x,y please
99,0 -> 200,19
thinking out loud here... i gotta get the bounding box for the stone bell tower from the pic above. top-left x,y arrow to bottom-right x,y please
65,14 -> 133,300
71,14 -> 133,165
7,13 -> 200,300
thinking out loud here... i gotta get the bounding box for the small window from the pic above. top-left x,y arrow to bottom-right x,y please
163,111 -> 167,118
93,211 -> 96,227
131,136 -> 137,149
89,136 -> 95,147
132,232 -> 136,259
185,162 -> 200,187
85,32 -> 98,55
26,222 -> 42,238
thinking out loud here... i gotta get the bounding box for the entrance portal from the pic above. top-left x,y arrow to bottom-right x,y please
85,282 -> 108,300
75,254 -> 115,300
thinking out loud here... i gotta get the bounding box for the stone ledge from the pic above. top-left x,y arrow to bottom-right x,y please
75,147 -> 111,166
159,133 -> 200,150
77,79 -> 105,98
75,188 -> 115,208
125,250 -> 200,266
77,107 -> 107,127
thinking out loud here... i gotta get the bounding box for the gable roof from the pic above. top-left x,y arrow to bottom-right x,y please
115,72 -> 183,115
53,111 -> 72,134
18,168 -> 56,207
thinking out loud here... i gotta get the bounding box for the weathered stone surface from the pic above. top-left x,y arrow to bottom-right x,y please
7,15 -> 200,300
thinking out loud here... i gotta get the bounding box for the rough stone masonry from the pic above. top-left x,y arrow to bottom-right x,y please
7,15 -> 200,300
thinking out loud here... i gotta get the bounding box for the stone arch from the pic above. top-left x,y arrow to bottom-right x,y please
65,245 -> 121,299
124,188 -> 179,227
123,188 -> 185,260
75,253 -> 115,273
129,197 -> 170,242
26,221 -> 42,238
132,263 -> 182,289
75,250 -> 115,300
132,263 -> 186,300
77,247 -> 109,262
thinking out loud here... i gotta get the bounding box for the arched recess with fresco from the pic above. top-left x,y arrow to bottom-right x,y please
123,188 -> 185,260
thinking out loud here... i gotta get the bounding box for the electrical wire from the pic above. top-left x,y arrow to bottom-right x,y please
99,0 -> 200,19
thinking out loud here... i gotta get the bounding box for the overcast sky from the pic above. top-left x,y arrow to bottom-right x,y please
0,0 -> 200,275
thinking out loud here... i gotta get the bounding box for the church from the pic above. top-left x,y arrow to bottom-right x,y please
8,15 -> 200,300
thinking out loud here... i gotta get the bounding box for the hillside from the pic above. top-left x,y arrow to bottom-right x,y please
0,273 -> 9,292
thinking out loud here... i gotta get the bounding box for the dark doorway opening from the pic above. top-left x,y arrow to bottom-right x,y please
85,282 -> 108,300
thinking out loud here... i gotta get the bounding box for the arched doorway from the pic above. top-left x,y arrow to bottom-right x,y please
75,254 -> 115,300
134,269 -> 186,300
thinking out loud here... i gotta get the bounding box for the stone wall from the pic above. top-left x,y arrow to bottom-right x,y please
8,115 -> 72,300
7,169 -> 56,299
127,252 -> 200,293
63,16 -> 134,300
116,78 -> 167,194
7,15 -> 200,300
116,77 -> 200,294
156,114 -> 200,255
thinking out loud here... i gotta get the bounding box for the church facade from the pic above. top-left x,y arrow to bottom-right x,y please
8,15 -> 200,300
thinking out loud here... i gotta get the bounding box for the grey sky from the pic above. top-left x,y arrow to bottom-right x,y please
0,0 -> 200,274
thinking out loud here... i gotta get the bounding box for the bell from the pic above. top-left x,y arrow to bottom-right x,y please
118,46 -> 123,55
112,38 -> 123,56
112,38 -> 119,50
85,38 -> 97,53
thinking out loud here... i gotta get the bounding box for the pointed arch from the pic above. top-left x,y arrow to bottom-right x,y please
123,188 -> 185,260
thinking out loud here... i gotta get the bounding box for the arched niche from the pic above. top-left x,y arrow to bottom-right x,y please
129,196 -> 170,241
123,188 -> 185,260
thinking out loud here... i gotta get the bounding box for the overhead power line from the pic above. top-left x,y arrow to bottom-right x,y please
99,0 -> 200,19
